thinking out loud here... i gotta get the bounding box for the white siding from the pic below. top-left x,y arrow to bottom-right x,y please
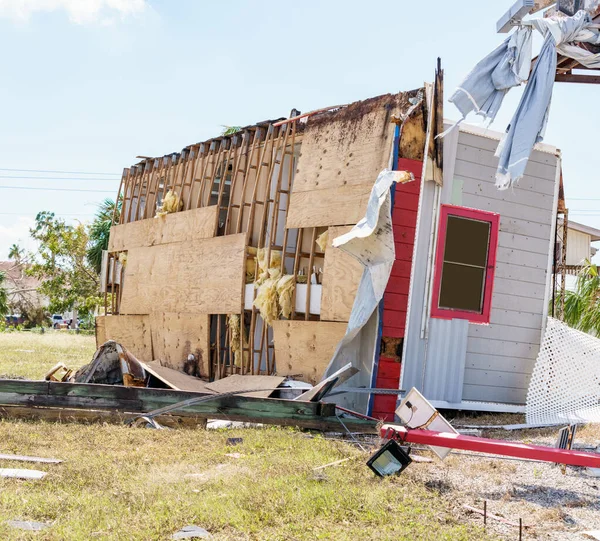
566,229 -> 590,266
456,131 -> 558,404
401,124 -> 559,409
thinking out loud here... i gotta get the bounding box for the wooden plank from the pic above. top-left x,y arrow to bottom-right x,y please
458,131 -> 558,166
271,321 -> 347,384
463,368 -> 531,390
495,246 -> 548,270
0,454 -> 62,464
455,144 -> 557,193
493,260 -> 548,284
142,361 -> 214,393
461,192 -> 553,226
489,309 -> 543,329
468,322 -> 542,345
0,468 -> 46,480
497,231 -> 550,256
467,337 -> 540,359
204,374 -> 285,398
493,276 -> 547,300
95,315 -> 152,361
320,226 -> 363,322
286,185 -> 371,228
499,216 -> 552,241
95,315 -> 106,348
462,383 -> 527,404
108,206 -> 217,251
0,379 -> 376,432
465,352 -> 536,374
491,292 -> 546,314
120,233 -> 246,315
150,313 -> 210,376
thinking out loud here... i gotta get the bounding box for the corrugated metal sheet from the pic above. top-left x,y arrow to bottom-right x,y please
422,318 -> 468,402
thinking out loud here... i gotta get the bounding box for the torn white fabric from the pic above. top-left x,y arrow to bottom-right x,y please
496,11 -> 591,189
527,317 -> 600,425
322,169 -> 401,411
448,26 -> 532,129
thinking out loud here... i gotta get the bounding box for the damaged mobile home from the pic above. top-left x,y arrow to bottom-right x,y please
97,63 -> 562,421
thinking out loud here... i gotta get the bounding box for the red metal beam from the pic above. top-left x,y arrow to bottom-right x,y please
381,424 -> 600,468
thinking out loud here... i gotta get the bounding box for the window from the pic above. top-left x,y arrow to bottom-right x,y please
431,205 -> 499,324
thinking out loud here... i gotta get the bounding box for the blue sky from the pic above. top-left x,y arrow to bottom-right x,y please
0,0 -> 598,258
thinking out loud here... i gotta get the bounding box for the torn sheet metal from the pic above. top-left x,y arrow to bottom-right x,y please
527,317 -> 600,425
322,169 -> 404,412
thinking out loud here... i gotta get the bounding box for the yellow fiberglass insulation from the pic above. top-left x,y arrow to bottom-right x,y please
155,190 -> 182,218
253,268 -> 281,324
118,252 -> 128,267
316,230 -> 329,252
228,314 -> 242,367
277,274 -> 295,319
255,248 -> 282,288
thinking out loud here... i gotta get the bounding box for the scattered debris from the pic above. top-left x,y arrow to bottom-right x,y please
74,341 -> 145,387
204,374 -> 285,398
6,520 -> 50,531
582,532 -> 600,541
171,525 -> 211,539
0,468 -> 47,480
44,362 -> 73,382
226,437 -> 243,446
0,453 -> 62,464
313,457 -> 352,471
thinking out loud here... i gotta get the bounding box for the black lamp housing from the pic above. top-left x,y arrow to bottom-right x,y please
367,439 -> 412,477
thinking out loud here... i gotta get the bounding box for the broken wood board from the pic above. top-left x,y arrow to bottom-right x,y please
320,226 -> 363,322
108,206 -> 217,251
0,454 -> 62,464
286,185 -> 371,228
150,313 -> 210,376
94,315 -> 152,362
120,233 -> 246,315
0,468 -> 46,480
0,379 -> 377,432
271,321 -> 347,384
204,374 -> 285,398
296,362 -> 358,401
142,361 -> 215,394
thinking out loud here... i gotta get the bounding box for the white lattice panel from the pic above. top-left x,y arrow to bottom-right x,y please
527,317 -> 600,425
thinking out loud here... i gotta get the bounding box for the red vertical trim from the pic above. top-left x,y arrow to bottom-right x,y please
430,204 -> 500,324
372,158 -> 422,421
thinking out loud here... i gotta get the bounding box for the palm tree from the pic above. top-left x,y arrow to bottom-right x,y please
87,198 -> 121,274
0,272 -> 8,317
561,259 -> 600,336
8,244 -> 23,263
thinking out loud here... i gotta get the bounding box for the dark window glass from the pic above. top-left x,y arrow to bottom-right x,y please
438,215 -> 491,313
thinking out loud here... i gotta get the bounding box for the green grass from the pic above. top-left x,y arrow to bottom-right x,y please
0,332 -> 493,540
0,422 -> 491,541
0,331 -> 96,380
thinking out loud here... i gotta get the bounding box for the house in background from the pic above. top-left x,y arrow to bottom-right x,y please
566,220 -> 600,270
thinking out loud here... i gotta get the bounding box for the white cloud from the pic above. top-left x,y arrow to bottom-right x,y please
0,216 -> 38,260
0,0 -> 147,25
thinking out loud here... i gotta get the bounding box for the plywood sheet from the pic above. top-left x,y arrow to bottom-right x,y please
286,92 -> 420,229
286,185 -> 371,228
271,321 -> 347,384
142,361 -> 214,393
94,315 -> 152,361
120,233 -> 246,315
204,374 -> 285,398
108,206 -> 217,251
320,226 -> 363,322
293,94 -> 410,193
150,312 -> 210,377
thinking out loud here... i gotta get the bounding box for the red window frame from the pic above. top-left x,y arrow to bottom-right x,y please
431,204 -> 500,324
